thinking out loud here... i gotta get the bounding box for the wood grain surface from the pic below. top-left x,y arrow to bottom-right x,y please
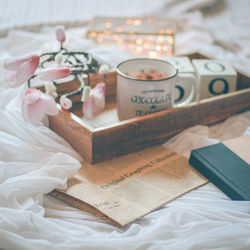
48,54 -> 250,164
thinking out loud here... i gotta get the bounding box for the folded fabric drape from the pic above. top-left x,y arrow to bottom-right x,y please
0,0 -> 250,249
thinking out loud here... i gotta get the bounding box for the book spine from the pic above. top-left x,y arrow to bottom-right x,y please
189,151 -> 248,201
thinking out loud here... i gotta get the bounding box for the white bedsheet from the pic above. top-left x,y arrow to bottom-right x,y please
1,85 -> 250,250
0,0 -> 250,249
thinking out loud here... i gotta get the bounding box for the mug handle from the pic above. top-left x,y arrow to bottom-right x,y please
173,73 -> 197,107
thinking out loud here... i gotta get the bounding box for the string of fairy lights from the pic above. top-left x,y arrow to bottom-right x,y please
86,17 -> 175,58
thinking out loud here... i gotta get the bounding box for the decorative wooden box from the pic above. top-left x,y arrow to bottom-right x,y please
48,54 -> 250,164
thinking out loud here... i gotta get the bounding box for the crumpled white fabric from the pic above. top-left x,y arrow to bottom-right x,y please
1,0 -> 250,249
0,85 -> 83,249
1,0 -> 250,75
1,84 -> 250,250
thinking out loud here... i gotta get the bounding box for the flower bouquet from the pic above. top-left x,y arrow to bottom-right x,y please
4,26 -> 110,125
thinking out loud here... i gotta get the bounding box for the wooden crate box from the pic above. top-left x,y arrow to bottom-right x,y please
48,54 -> 250,163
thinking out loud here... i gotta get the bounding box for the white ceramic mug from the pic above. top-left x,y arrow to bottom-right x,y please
116,58 -> 196,121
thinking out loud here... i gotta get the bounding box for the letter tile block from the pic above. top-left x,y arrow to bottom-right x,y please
192,59 -> 237,100
165,56 -> 197,102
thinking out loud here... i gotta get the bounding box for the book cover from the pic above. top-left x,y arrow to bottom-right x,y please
189,136 -> 250,201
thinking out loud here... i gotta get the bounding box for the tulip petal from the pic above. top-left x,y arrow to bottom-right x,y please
83,97 -> 95,120
4,71 -> 20,88
93,92 -> 105,109
22,88 -> 58,126
4,54 -> 39,71
40,93 -> 59,115
4,55 -> 39,87
16,62 -> 33,85
92,82 -> 105,109
15,56 -> 40,85
37,68 -> 71,81
92,82 -> 106,96
82,83 -> 106,119
24,88 -> 41,104
22,98 -> 45,125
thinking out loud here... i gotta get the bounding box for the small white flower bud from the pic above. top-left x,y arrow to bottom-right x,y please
51,91 -> 58,99
81,86 -> 91,102
98,64 -> 109,74
55,53 -> 63,65
64,62 -> 72,68
45,81 -> 57,99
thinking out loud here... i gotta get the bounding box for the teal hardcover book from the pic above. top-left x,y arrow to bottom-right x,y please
189,142 -> 250,201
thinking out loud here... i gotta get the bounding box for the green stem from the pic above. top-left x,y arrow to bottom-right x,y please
58,73 -> 85,99
62,51 -> 89,57
76,74 -> 85,90
27,74 -> 37,88
37,49 -> 101,102
40,52 -> 57,57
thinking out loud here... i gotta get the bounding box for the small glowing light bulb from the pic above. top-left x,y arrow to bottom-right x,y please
148,51 -> 157,58
136,46 -> 142,52
156,45 -> 162,51
166,28 -> 172,34
162,46 -> 168,51
136,39 -> 142,45
126,18 -> 132,24
105,22 -> 112,28
168,37 -> 174,45
133,19 -> 141,26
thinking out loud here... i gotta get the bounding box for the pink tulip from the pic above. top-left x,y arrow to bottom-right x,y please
55,26 -> 66,43
82,83 -> 106,119
4,71 -> 18,88
22,88 -> 58,125
37,68 -> 71,81
4,54 -> 40,87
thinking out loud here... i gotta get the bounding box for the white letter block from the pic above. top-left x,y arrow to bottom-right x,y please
165,56 -> 197,103
165,56 -> 196,74
192,59 -> 237,100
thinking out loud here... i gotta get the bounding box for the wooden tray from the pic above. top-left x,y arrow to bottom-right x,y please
48,54 -> 250,164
